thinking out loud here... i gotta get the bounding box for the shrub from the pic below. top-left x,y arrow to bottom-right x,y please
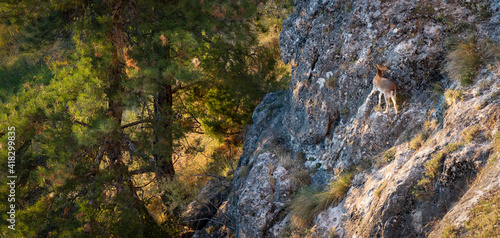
444,141 -> 464,154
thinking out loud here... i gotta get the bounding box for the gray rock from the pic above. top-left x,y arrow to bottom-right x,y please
192,0 -> 500,237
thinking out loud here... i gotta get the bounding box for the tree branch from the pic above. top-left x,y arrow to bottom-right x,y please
172,82 -> 197,94
120,119 -> 152,129
73,120 -> 90,127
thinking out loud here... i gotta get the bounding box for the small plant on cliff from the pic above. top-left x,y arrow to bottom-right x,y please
442,225 -> 460,238
290,172 -> 354,228
383,148 -> 396,163
444,37 -> 482,86
461,125 -> 481,143
409,121 -> 437,151
290,186 -> 322,228
494,132 -> 500,153
445,37 -> 500,86
412,151 -> 446,201
464,190 -> 500,237
317,172 -> 355,210
444,89 -> 463,106
410,131 -> 430,150
326,76 -> 338,89
374,181 -> 387,198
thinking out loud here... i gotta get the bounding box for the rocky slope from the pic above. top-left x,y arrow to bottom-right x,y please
190,0 -> 500,237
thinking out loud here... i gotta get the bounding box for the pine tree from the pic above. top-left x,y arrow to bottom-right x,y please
0,0 -> 292,236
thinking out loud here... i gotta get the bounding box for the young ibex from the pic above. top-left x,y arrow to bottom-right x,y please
369,63 -> 398,114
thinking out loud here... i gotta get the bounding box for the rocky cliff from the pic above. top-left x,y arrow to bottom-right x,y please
192,0 -> 500,237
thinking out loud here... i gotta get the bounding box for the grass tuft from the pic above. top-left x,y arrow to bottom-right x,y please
461,126 -> 481,144
290,186 -> 322,228
464,191 -> 500,237
494,132 -> 500,154
411,151 -> 446,201
374,181 -> 387,198
444,37 -> 482,86
383,148 -> 396,164
442,225 -> 460,238
410,131 -> 430,150
290,172 -> 354,228
444,89 -> 463,106
444,37 -> 500,86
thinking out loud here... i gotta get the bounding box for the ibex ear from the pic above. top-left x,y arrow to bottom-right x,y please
373,63 -> 378,68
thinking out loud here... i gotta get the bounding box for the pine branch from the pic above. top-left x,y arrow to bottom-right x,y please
172,82 -> 197,94
73,120 -> 90,127
120,119 -> 152,129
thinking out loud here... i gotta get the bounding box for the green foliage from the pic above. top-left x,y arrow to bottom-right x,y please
444,141 -> 465,154
0,0 -> 291,236
412,151 -> 446,201
318,172 -> 355,209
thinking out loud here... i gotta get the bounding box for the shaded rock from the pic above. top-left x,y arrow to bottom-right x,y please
182,178 -> 230,230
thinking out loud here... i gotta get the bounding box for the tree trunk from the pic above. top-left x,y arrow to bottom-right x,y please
153,82 -> 176,179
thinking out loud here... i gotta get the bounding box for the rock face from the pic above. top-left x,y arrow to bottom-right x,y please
194,0 -> 500,237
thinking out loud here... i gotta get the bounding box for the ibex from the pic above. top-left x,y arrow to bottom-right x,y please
369,63 -> 398,114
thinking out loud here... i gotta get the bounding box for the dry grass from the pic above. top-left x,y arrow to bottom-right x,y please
290,186 -> 322,228
317,172 -> 354,210
410,131 -> 430,150
461,126 -> 481,144
494,132 -> 500,154
464,190 -> 500,237
290,168 -> 311,189
442,225 -> 460,238
444,37 -> 500,86
444,37 -> 482,86
412,151 -> 446,201
374,181 -> 387,198
444,89 -> 463,106
290,172 -> 354,228
409,120 -> 439,151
